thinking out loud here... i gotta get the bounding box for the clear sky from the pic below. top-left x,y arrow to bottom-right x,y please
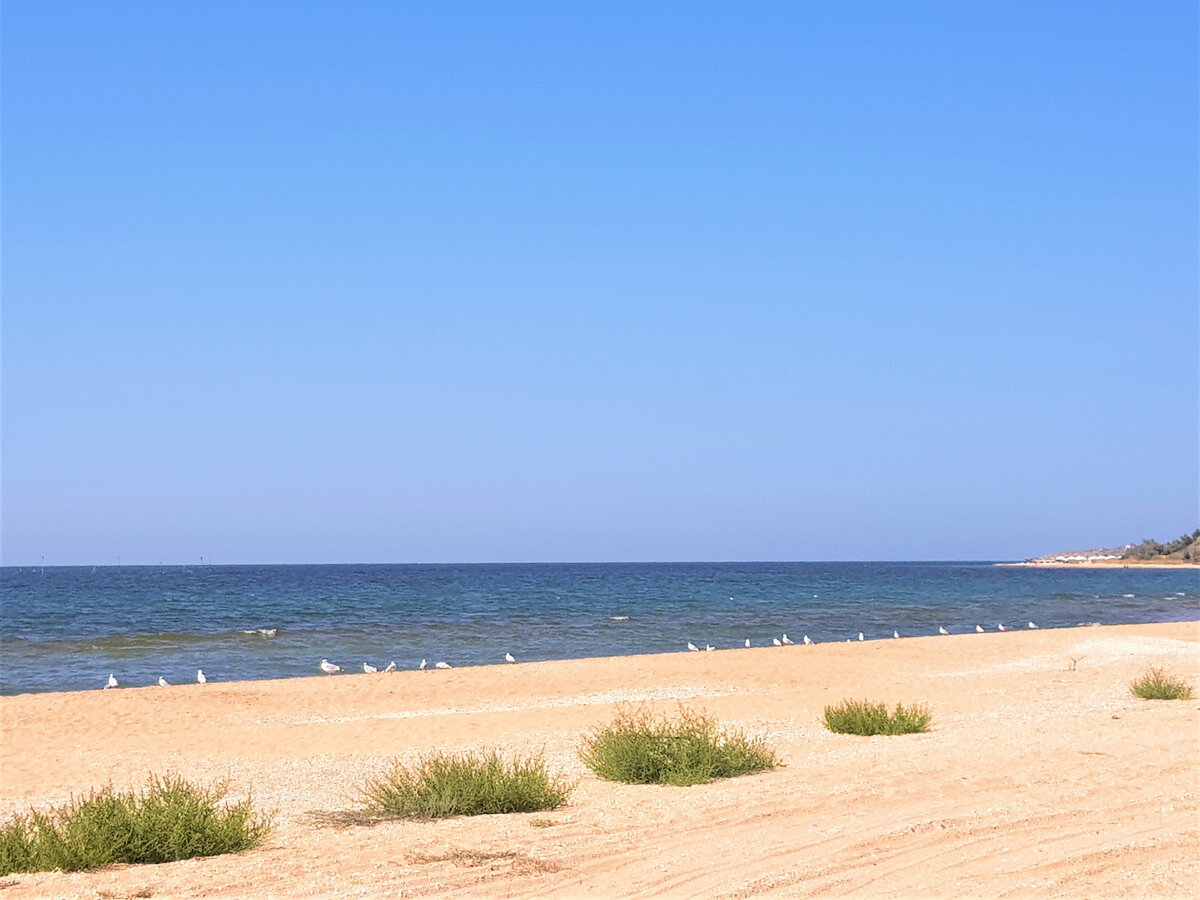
2,1 -> 1197,565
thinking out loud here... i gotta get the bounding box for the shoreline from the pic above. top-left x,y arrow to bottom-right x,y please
7,614 -> 1200,701
2,620 -> 1198,898
9,561 -> 1197,697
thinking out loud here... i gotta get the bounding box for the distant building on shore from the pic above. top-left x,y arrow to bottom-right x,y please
1028,546 -> 1131,564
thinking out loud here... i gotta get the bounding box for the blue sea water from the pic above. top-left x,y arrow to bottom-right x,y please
1,562 -> 1196,695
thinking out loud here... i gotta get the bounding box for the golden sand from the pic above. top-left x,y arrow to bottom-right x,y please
2,621 -> 1198,898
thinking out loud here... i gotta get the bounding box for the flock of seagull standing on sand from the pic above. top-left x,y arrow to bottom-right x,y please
688,620 -> 1038,652
106,668 -> 206,689
102,652 -> 519,689
101,622 -> 1041,690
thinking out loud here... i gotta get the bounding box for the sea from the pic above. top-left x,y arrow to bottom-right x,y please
1,562 -> 1196,696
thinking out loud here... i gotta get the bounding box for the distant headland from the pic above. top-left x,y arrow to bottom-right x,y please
1000,529 -> 1200,568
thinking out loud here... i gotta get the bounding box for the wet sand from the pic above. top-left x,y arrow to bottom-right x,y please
2,621 -> 1198,898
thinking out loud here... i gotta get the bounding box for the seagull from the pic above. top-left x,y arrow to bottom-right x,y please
320,659 -> 341,675
745,638 -> 751,648
105,673 -> 118,689
419,658 -> 427,670
938,626 -> 949,635
158,676 -> 169,687
1028,621 -> 1038,629
505,652 -> 516,663
363,663 -> 378,674
782,634 -> 794,645
705,644 -> 715,652
434,661 -> 452,669
383,660 -> 397,672
687,642 -> 700,652
976,625 -> 984,633
893,630 -> 901,639
998,623 -> 1007,632
772,637 -> 782,646
857,632 -> 864,641
197,669 -> 207,684
802,634 -> 813,645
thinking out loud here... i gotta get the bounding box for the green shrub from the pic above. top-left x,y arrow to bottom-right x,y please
0,815 -> 40,876
1130,667 -> 1194,700
363,750 -> 571,819
824,699 -> 932,735
580,706 -> 778,786
0,775 -> 270,876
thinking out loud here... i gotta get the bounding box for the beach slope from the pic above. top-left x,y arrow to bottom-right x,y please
2,621 -> 1197,898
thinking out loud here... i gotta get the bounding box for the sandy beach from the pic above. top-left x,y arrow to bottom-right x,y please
2,621 -> 1197,898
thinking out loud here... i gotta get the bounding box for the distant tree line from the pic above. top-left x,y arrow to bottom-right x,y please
1122,529 -> 1200,561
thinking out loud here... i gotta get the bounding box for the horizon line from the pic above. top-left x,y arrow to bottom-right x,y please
2,558 -> 1022,569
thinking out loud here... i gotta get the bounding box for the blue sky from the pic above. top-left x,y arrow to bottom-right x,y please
3,1 -> 1197,565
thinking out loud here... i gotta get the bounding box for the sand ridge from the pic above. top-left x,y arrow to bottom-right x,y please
1,621 -> 1197,898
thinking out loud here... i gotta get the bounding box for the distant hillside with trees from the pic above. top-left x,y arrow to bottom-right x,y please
1122,530 -> 1200,562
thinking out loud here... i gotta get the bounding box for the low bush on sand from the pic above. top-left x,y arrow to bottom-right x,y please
824,699 -> 932,735
1130,667 -> 1194,700
363,750 -> 571,819
580,706 -> 778,786
0,775 -> 270,876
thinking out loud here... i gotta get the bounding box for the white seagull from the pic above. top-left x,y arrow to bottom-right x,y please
745,638 -> 751,648
363,663 -> 378,674
687,642 -> 700,652
976,625 -> 984,633
772,637 -> 782,646
802,634 -> 813,645
419,658 -> 427,670
105,673 -> 118,689
705,644 -> 715,652
998,623 -> 1007,631
320,659 -> 341,675
505,652 -> 516,663
1028,621 -> 1038,630
782,634 -> 794,645
434,661 -> 452,669
158,676 -> 169,687
857,632 -> 864,641
938,626 -> 949,635
383,660 -> 397,672
197,669 -> 207,684
893,630 -> 901,639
